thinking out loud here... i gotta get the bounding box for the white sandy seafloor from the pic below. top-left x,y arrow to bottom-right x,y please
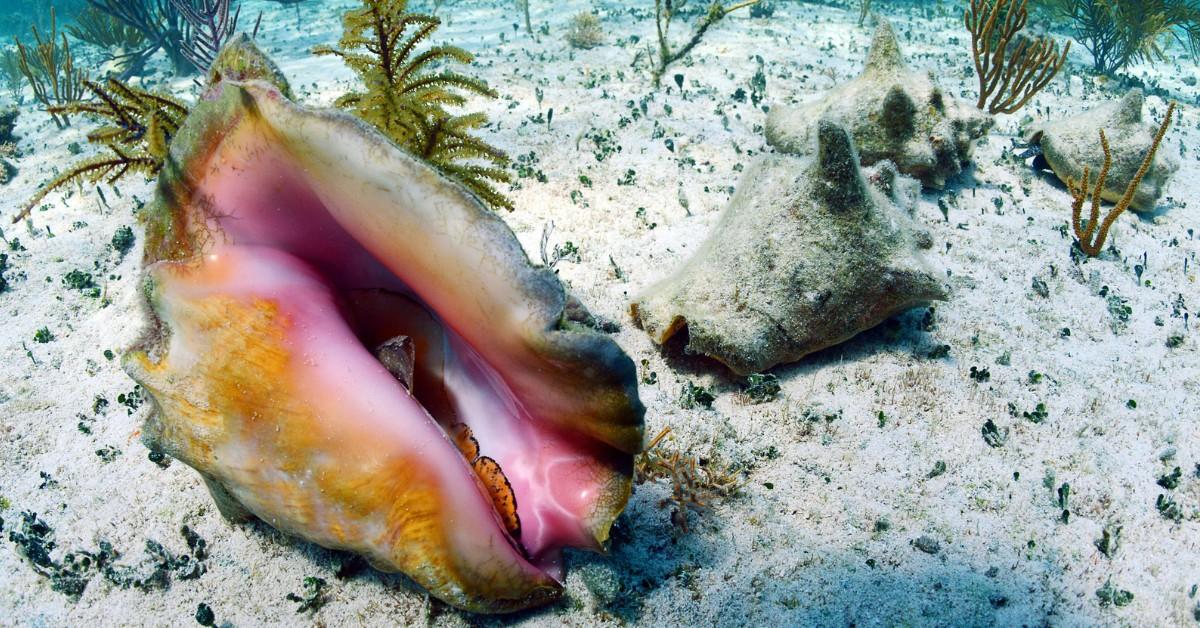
1,0 -> 1198,625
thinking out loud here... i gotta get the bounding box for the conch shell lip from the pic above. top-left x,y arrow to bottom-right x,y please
126,40 -> 644,614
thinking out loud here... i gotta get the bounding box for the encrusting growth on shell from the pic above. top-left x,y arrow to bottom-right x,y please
206,33 -> 294,98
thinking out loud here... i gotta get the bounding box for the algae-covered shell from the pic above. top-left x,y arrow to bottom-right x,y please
632,120 -> 948,375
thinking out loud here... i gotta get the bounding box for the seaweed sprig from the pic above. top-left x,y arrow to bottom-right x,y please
314,0 -> 512,211
285,576 -> 329,613
1068,102 -> 1174,257
651,0 -> 761,88
14,78 -> 188,223
636,427 -> 743,534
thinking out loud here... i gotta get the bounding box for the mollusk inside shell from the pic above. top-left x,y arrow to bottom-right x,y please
123,38 -> 644,614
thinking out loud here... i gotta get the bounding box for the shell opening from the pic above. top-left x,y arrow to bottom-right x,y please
152,106 -> 633,579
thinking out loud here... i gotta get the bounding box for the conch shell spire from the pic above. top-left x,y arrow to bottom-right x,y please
864,19 -> 906,74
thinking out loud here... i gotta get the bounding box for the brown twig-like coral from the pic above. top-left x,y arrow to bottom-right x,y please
13,8 -> 87,128
965,0 -> 1069,115
652,0 -> 760,88
635,427 -> 742,534
15,78 -> 188,223
1068,102 -> 1174,258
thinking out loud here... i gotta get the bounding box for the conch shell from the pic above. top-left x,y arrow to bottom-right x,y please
765,20 -> 993,189
1025,89 -> 1178,213
632,121 -> 948,375
124,37 -> 644,613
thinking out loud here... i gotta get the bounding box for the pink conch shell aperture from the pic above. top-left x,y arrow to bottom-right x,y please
122,37 -> 644,614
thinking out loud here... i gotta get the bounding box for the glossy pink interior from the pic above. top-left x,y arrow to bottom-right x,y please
190,123 -> 626,576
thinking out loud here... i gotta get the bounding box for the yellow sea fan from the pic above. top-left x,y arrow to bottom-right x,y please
314,0 -> 512,211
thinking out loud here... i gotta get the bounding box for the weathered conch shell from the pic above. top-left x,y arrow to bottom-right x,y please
1026,89 -> 1179,212
631,120 -> 948,375
765,20 -> 993,189
124,37 -> 644,613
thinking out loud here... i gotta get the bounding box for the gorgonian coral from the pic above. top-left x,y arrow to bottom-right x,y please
15,78 -> 188,222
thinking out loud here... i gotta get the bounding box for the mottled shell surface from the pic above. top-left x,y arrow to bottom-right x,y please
1027,89 -> 1178,212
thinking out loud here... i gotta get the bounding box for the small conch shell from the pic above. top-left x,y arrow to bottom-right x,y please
1026,89 -> 1179,212
124,36 -> 644,614
632,120 -> 948,375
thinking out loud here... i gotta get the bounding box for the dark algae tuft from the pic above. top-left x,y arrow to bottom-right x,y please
286,576 -> 330,613
7,511 -> 210,598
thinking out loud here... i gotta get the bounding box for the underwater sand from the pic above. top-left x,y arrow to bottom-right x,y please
1,0 -> 1198,625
